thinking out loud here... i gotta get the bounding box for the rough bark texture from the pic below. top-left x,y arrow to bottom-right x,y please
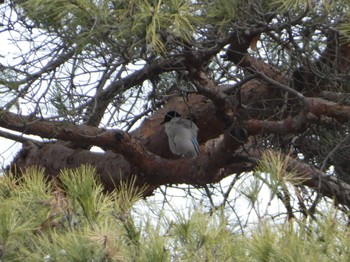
4,85 -> 350,204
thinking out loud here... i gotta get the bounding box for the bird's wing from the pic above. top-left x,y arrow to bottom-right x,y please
191,137 -> 200,156
172,118 -> 200,156
174,118 -> 198,133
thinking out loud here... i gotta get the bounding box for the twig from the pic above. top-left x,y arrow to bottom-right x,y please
255,71 -> 309,109
0,129 -> 41,145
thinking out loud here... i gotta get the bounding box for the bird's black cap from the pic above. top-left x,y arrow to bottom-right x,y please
161,111 -> 181,124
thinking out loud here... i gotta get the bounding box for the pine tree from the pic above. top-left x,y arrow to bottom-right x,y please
1,0 -> 350,225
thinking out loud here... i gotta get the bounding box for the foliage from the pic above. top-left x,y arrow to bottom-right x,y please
0,166 -> 349,261
1,0 -> 350,255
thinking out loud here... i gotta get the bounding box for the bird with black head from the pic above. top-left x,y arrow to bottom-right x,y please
161,111 -> 200,157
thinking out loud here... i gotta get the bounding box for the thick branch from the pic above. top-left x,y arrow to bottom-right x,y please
4,103 -> 350,206
286,157 -> 350,207
247,112 -> 307,135
308,98 -> 350,122
1,109 -> 245,188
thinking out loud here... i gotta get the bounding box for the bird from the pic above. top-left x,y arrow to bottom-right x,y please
161,111 -> 200,157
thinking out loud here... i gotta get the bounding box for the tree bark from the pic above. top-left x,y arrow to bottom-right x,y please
4,88 -> 350,204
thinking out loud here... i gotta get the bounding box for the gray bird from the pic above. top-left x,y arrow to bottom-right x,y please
162,111 -> 200,157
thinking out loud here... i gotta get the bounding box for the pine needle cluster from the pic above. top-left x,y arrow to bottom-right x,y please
0,165 -> 348,261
